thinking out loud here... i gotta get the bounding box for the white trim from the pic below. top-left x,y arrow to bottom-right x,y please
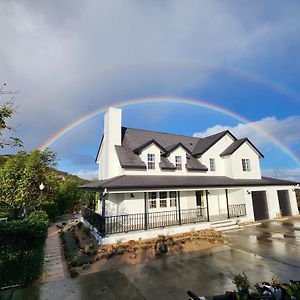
107,185 -> 296,194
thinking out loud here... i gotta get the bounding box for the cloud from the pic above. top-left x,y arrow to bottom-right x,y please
262,168 -> 300,183
73,169 -> 98,180
1,1 -> 300,175
193,116 -> 300,148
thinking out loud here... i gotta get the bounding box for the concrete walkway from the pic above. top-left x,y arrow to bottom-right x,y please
41,224 -> 68,283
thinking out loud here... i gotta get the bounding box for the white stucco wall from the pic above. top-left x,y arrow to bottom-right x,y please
139,144 -> 162,172
228,142 -> 261,179
289,189 -> 299,215
200,134 -> 235,176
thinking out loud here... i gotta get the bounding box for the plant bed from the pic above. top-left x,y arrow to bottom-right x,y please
60,220 -> 98,276
77,229 -> 227,277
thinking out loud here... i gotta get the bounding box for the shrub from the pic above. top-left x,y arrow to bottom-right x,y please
42,202 -> 60,220
0,210 -> 48,287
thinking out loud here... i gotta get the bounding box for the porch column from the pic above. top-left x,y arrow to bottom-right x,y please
144,192 -> 148,230
205,190 -> 210,222
101,193 -> 106,236
97,192 -> 101,214
225,189 -> 230,219
177,191 -> 182,225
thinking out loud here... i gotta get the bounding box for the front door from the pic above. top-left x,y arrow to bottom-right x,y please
196,191 -> 203,216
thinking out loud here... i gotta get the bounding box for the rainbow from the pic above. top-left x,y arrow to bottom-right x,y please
27,60 -> 300,113
39,96 -> 300,165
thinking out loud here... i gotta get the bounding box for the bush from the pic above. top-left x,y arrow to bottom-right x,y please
43,202 -> 60,220
0,210 -> 48,287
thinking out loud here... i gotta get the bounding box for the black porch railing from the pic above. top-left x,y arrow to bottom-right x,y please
82,207 -> 104,233
82,204 -> 245,236
82,207 -> 207,236
228,204 -> 246,218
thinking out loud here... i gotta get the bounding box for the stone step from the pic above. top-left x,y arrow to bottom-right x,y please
211,221 -> 236,228
214,224 -> 240,232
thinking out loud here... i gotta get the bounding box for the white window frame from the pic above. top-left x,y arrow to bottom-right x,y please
242,159 -> 251,172
169,191 -> 177,207
159,192 -> 167,208
148,192 -> 157,208
175,155 -> 182,170
209,158 -> 216,171
147,153 -> 155,170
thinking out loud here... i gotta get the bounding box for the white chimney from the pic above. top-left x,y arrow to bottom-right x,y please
101,107 -> 122,179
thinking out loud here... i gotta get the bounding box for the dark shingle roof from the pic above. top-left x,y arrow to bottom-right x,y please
186,155 -> 208,171
192,130 -> 236,156
105,127 -> 263,171
80,175 -> 298,191
220,138 -> 264,158
159,157 -> 176,170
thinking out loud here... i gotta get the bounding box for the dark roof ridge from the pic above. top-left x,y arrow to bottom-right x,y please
220,137 -> 264,158
163,142 -> 192,156
193,130 -> 237,156
133,139 -> 166,154
123,126 -> 201,141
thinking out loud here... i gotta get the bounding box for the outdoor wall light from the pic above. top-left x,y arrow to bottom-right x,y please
130,193 -> 135,198
247,190 -> 251,195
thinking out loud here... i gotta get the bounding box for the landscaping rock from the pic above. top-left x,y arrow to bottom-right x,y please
82,263 -> 90,270
70,269 -> 79,278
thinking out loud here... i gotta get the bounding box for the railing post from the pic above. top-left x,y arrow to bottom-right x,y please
225,189 -> 230,219
101,193 -> 106,236
144,192 -> 148,230
206,190 -> 210,222
177,191 -> 182,225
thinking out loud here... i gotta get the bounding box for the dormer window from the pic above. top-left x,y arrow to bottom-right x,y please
175,156 -> 182,170
242,159 -> 251,172
147,153 -> 155,169
209,158 -> 216,171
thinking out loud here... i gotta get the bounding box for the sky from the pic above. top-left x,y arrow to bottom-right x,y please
1,1 -> 300,181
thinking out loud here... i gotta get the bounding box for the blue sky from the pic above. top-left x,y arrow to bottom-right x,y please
0,1 -> 300,180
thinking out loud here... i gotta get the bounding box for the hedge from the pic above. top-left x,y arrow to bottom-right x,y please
0,211 -> 49,287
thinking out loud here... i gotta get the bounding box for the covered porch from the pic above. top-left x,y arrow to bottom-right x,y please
82,187 -> 247,237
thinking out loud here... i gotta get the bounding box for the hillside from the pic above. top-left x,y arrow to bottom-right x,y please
0,154 -> 89,185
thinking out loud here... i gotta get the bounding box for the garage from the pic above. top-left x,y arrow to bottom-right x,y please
277,190 -> 292,216
252,191 -> 269,221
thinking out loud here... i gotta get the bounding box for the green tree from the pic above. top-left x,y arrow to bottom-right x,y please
0,84 -> 22,148
0,150 -> 58,208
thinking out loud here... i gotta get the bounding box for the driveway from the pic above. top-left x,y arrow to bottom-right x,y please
3,216 -> 300,300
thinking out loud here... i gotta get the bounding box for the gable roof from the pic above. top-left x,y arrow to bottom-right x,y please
97,126 -> 263,171
192,130 -> 236,156
220,138 -> 264,158
133,139 -> 166,154
164,142 -> 192,156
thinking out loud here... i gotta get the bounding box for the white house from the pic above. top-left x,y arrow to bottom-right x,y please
81,107 -> 299,244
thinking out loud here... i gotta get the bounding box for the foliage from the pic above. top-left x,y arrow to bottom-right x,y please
62,227 -> 91,268
0,84 -> 22,148
0,211 -> 48,287
0,150 -> 58,208
232,272 -> 250,289
53,178 -> 81,215
42,201 -> 60,220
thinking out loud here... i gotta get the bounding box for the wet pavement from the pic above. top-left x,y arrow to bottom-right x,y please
2,216 -> 300,300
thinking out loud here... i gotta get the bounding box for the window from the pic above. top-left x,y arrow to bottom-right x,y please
175,156 -> 182,170
159,192 -> 167,208
209,158 -> 216,171
148,192 -> 157,208
147,153 -> 155,169
242,159 -> 251,171
169,191 -> 177,207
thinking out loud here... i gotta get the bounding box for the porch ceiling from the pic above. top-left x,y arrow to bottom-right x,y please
79,175 -> 298,192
